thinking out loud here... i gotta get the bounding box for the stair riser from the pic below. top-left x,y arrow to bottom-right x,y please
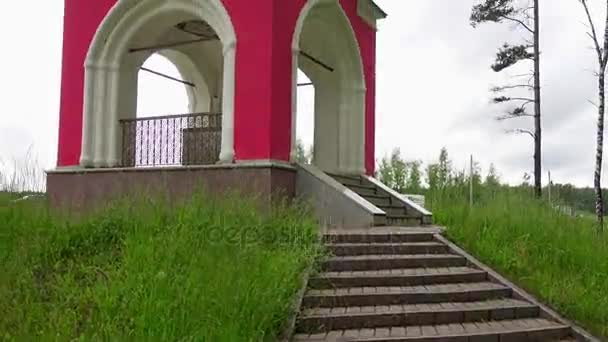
364,196 -> 393,206
333,176 -> 362,187
297,306 -> 540,333
302,288 -> 512,308
341,326 -> 571,342
308,272 -> 488,289
381,207 -> 408,216
387,217 -> 424,227
323,257 -> 467,272
329,244 -> 449,256
324,234 -> 435,244
352,187 -> 378,196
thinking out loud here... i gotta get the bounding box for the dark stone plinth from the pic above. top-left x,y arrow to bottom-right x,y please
46,161 -> 296,211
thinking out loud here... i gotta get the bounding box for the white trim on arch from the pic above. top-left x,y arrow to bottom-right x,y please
291,0 -> 367,175
81,0 -> 237,167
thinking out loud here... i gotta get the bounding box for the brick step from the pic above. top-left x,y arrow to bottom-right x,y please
348,184 -> 378,196
324,232 -> 436,244
330,174 -> 362,187
302,282 -> 511,308
386,216 -> 424,227
361,194 -> 393,207
323,254 -> 467,272
297,298 -> 539,333
327,242 -> 449,256
308,267 -> 487,289
293,318 -> 570,341
378,206 -> 408,216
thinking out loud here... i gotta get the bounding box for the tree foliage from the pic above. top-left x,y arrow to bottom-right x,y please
491,43 -> 534,72
376,148 -> 423,194
294,139 -> 313,164
470,0 -> 516,26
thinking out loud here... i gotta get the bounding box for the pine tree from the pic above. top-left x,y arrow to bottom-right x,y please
471,0 -> 542,198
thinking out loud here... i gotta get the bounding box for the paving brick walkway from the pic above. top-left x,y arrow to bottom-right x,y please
291,228 -> 595,342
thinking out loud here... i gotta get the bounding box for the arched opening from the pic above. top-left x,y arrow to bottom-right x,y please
127,51 -> 220,167
137,54 -> 189,117
81,0 -> 236,168
296,69 -> 315,164
292,0 -> 366,175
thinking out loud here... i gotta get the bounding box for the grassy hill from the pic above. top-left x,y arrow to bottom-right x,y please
428,186 -> 608,338
0,193 -> 321,340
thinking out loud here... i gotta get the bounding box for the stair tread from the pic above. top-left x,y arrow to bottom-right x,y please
325,227 -> 440,235
348,184 -> 376,189
293,318 -> 569,341
327,242 -> 446,248
317,266 -> 484,279
305,282 -> 509,297
328,254 -> 462,261
301,298 -> 535,318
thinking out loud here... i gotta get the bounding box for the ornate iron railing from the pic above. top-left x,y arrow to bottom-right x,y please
120,112 -> 222,167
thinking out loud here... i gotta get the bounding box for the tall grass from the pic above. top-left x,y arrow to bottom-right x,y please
428,185 -> 608,338
0,150 -> 45,194
0,192 -> 321,340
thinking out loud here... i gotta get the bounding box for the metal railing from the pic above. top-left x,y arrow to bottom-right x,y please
120,112 -> 222,167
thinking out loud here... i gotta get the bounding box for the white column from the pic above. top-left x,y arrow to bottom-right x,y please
353,85 -> 367,174
219,41 -> 236,163
290,48 -> 300,162
80,64 -> 98,167
105,67 -> 121,167
90,63 -> 118,168
338,84 -> 367,175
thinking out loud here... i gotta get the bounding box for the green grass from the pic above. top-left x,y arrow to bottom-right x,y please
428,186 -> 608,338
0,192 -> 321,341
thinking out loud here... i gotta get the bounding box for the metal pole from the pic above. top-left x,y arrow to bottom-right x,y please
140,67 -> 196,88
548,171 -> 552,203
300,51 -> 335,72
470,155 -> 474,208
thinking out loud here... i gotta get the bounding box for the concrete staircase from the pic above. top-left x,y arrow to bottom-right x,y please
329,174 -> 427,227
292,228 -> 586,342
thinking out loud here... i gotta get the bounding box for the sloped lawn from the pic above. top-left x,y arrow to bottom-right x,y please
0,193 -> 320,340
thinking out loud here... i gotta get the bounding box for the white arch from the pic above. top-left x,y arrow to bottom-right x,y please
291,0 -> 366,174
81,0 -> 237,167
158,50 -> 212,113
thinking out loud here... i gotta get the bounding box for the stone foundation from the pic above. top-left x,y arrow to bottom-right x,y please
46,161 -> 296,211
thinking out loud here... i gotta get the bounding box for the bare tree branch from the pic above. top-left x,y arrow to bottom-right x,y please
588,99 -> 599,108
500,14 -> 535,34
506,128 -> 536,139
580,0 -> 604,66
491,84 -> 534,92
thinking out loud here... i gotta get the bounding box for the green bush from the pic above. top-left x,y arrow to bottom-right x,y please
0,193 -> 320,341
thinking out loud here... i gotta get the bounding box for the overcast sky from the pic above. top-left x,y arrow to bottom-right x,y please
0,1 -> 606,187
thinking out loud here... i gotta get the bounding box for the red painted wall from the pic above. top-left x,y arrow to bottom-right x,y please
57,0 -> 376,173
57,0 -> 116,166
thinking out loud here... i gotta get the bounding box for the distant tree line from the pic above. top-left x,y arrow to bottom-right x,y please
376,147 -> 499,197
376,147 -> 604,216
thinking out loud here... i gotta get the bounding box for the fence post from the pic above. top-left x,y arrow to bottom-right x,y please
469,155 -> 473,208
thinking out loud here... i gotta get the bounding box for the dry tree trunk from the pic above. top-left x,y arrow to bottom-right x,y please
533,0 -> 542,199
595,70 -> 605,230
580,0 -> 608,232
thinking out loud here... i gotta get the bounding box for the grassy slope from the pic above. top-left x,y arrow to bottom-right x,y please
429,188 -> 608,338
0,193 -> 320,341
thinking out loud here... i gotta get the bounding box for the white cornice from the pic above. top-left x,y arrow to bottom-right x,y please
357,0 -> 387,30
